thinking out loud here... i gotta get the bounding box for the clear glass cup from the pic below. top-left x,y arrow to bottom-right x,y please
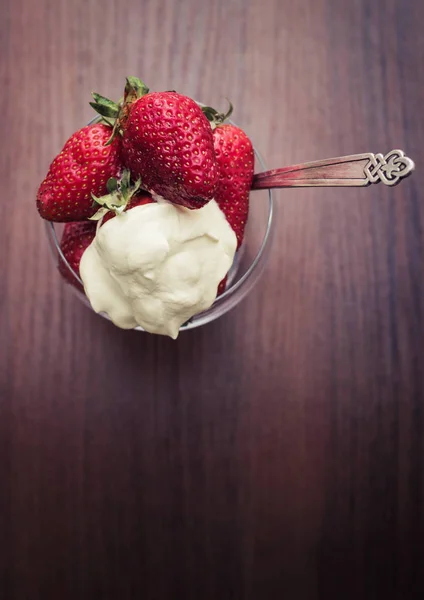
45,119 -> 276,333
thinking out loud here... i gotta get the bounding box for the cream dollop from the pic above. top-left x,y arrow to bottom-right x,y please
79,199 -> 237,338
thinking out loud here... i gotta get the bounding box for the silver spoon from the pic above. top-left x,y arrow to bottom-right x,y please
252,149 -> 415,190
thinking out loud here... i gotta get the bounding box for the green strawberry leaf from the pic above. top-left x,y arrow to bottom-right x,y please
100,116 -> 116,127
222,99 -> 234,120
90,92 -> 120,122
104,119 -> 121,146
202,106 -> 219,122
90,170 -> 141,220
91,191 -> 113,208
121,169 -> 131,189
89,206 -> 110,221
133,177 -> 142,194
107,177 -> 118,193
89,101 -> 120,119
91,92 -> 120,110
125,76 -> 149,98
202,100 -> 233,125
91,192 -> 101,208
94,77 -> 149,145
120,169 -> 131,200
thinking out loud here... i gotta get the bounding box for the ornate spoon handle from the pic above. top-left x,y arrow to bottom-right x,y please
251,150 -> 415,189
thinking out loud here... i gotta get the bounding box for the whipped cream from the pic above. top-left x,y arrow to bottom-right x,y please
80,199 -> 237,338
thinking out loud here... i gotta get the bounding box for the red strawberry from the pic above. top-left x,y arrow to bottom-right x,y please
213,124 -> 254,249
59,222 -> 96,287
91,81 -> 219,209
37,123 -> 122,222
217,276 -> 227,296
121,91 -> 219,209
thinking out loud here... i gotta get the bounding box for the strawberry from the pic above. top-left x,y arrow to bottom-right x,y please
59,222 -> 96,287
212,124 -> 254,249
217,276 -> 227,296
91,79 -> 219,209
122,91 -> 219,208
37,123 -> 122,222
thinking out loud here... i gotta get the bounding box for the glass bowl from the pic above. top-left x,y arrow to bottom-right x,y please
45,125 -> 275,333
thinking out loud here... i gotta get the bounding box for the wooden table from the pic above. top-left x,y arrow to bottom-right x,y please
1,0 -> 423,598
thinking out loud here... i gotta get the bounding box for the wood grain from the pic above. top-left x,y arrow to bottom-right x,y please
1,0 -> 424,598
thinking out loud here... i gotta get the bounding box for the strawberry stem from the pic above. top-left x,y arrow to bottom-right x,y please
90,77 -> 150,145
202,99 -> 233,126
89,169 -> 142,221
124,77 -> 149,103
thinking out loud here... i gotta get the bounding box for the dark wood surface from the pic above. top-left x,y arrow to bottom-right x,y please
1,0 -> 423,598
